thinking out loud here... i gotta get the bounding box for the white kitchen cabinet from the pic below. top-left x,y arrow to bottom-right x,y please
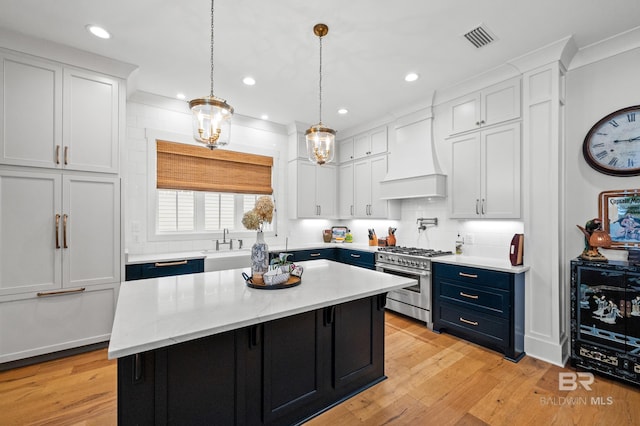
338,163 -> 354,217
449,77 -> 521,135
62,68 -> 120,173
0,283 -> 119,364
353,155 -> 391,218
338,137 -> 354,163
288,160 -> 337,218
353,126 -> 387,159
0,169 -> 121,364
449,123 -> 521,218
0,170 -> 121,296
0,50 -> 121,173
0,52 -> 63,169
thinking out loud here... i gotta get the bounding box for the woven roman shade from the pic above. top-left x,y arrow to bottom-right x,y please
156,140 -> 273,194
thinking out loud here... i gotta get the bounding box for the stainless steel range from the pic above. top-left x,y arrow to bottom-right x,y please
375,246 -> 452,328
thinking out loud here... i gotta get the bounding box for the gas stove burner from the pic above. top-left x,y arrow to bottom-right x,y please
378,246 -> 453,258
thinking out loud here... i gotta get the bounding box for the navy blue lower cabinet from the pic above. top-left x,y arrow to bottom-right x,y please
269,248 -> 374,269
270,248 -> 336,263
117,294 -> 386,425
125,258 -> 204,281
432,263 -> 525,362
337,249 -> 375,270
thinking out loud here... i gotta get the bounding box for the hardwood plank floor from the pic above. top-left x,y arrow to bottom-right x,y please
1,312 -> 639,425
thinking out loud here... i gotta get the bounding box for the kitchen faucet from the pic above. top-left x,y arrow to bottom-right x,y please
216,228 -> 233,250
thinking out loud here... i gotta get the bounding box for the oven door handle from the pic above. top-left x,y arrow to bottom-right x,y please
375,264 -> 430,277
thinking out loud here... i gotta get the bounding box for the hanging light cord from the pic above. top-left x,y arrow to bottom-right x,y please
209,0 -> 215,97
318,33 -> 323,125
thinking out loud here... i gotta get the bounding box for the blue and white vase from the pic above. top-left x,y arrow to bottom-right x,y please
251,230 -> 269,282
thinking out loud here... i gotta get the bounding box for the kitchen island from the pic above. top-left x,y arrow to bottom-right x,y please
108,259 -> 415,425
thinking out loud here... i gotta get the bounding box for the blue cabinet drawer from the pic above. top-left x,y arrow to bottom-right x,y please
439,280 -> 510,318
285,249 -> 336,262
434,263 -> 510,291
338,249 -> 375,270
436,302 -> 508,352
126,258 -> 204,281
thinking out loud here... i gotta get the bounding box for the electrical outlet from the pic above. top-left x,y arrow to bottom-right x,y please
465,233 -> 474,245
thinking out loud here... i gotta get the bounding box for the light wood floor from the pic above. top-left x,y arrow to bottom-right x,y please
1,312 -> 639,425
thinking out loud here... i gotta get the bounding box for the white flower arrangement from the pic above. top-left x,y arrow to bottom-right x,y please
242,196 -> 274,231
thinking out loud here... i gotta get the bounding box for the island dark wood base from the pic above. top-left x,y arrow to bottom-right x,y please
117,293 -> 387,425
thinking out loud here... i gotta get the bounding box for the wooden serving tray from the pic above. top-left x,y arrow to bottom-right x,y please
246,275 -> 301,290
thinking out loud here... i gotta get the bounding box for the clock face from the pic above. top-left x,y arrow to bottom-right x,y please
583,105 -> 640,176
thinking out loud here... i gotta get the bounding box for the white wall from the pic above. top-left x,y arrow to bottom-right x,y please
123,92 -> 289,255
564,47 -> 640,264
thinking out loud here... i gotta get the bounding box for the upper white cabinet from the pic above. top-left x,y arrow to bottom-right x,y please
0,51 -> 121,173
288,160 -> 337,218
338,138 -> 354,163
448,77 -> 521,135
0,53 -> 63,169
353,126 -> 387,160
0,170 -> 121,296
353,155 -> 389,218
449,123 -> 521,219
62,69 -> 120,173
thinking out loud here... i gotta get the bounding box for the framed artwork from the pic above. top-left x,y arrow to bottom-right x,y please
599,189 -> 640,249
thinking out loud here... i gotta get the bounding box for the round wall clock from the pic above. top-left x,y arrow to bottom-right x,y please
582,105 -> 640,176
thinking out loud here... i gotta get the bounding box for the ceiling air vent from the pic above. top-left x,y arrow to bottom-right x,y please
463,24 -> 496,48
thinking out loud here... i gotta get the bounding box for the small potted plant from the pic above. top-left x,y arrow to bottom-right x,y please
264,253 -> 293,285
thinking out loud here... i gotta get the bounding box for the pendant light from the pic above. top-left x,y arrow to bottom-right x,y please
305,23 -> 336,165
189,0 -> 234,149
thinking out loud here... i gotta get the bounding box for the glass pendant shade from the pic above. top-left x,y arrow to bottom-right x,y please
305,124 -> 335,165
189,96 -> 233,149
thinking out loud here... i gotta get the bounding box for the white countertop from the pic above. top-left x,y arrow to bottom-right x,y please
108,259 -> 415,359
126,242 -> 379,265
431,255 -> 530,274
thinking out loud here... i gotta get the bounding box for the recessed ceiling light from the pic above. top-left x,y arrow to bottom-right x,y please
176,93 -> 186,100
86,24 -> 111,39
243,77 -> 256,86
404,73 -> 419,82
260,114 -> 269,120
338,108 -> 348,115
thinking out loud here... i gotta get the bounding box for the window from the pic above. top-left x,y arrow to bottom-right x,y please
157,190 -> 273,234
150,139 -> 275,240
157,190 -> 195,232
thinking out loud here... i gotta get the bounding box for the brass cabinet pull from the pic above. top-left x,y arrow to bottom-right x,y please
459,272 -> 478,279
459,317 -> 478,326
350,254 -> 361,258
55,145 -> 60,164
64,146 -> 69,165
309,253 -> 321,257
37,287 -> 86,297
55,214 -> 61,249
154,260 -> 188,267
63,214 -> 68,248
460,291 -> 479,299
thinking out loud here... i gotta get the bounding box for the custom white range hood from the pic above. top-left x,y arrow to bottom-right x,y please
379,106 -> 446,199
